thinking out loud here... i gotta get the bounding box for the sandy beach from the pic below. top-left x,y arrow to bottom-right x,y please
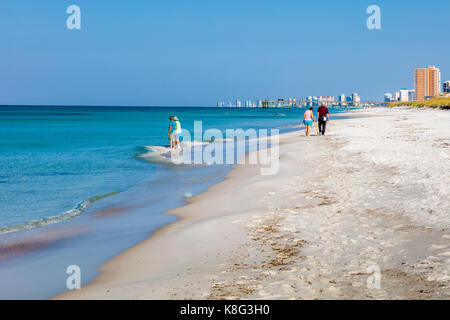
57,107 -> 450,300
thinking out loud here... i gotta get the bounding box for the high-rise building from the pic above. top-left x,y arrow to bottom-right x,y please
236,100 -> 241,108
339,94 -> 346,103
415,68 -> 427,101
415,66 -> 441,101
444,81 -> 450,93
351,93 -> 360,103
427,66 -> 441,97
399,88 -> 409,102
384,93 -> 393,102
318,96 -> 334,103
408,90 -> 415,102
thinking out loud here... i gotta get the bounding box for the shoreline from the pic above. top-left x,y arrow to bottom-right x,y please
57,108 -> 450,299
55,123 -> 303,299
1,107 -> 306,299
54,135 -> 281,299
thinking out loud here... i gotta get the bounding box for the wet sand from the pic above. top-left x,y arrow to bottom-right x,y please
57,107 -> 450,300
0,226 -> 87,262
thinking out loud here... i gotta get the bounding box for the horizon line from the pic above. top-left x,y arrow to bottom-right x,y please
0,104 -> 218,108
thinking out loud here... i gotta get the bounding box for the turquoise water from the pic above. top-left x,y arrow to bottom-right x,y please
0,106 -> 351,299
0,106 -> 315,299
0,106 -> 299,231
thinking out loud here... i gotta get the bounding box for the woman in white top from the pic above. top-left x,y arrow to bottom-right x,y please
302,107 -> 316,136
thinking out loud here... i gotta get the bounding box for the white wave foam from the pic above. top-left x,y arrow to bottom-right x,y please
0,191 -> 119,234
139,141 -> 212,164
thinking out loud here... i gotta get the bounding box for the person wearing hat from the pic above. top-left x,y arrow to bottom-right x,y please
168,115 -> 182,150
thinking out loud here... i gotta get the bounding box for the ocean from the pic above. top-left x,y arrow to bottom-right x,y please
0,106 -> 345,299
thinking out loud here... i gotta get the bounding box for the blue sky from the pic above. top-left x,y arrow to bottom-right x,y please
1,0 -> 449,106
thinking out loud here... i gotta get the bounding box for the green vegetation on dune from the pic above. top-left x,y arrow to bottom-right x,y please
390,96 -> 450,109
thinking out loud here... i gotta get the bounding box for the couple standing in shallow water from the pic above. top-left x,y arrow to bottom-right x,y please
168,115 -> 182,150
303,105 -> 330,136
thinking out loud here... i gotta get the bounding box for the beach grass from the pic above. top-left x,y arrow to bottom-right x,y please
389,96 -> 450,109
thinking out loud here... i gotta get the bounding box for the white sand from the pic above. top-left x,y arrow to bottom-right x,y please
57,107 -> 450,300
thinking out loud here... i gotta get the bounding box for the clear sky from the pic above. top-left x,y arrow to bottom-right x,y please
1,0 -> 449,106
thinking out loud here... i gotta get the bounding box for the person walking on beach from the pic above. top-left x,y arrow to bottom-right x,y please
168,116 -> 182,150
317,104 -> 330,135
303,107 -> 316,136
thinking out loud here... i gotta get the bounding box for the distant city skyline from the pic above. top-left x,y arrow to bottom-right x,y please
217,92 -> 366,108
384,65 -> 449,103
1,0 -> 449,106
